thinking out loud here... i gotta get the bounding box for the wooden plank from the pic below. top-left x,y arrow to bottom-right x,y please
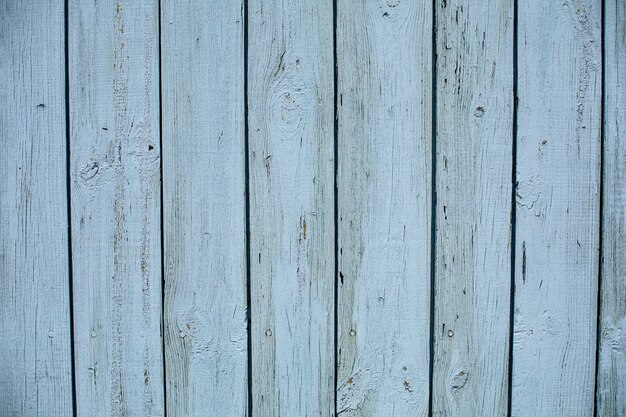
512,1 -> 601,415
432,0 -> 513,415
0,2 -> 74,416
597,0 -> 626,414
247,0 -> 334,415
68,1 -> 164,415
160,1 -> 247,416
336,2 -> 432,416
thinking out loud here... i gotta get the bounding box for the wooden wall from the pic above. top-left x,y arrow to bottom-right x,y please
0,0 -> 623,416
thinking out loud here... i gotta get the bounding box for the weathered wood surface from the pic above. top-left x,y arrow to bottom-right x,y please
0,2 -> 74,416
512,0 -> 601,416
432,0 -> 513,415
69,1 -> 164,415
161,1 -> 248,416
336,2 -> 433,416
1,1 -> 622,416
597,0 -> 626,415
247,0 -> 335,416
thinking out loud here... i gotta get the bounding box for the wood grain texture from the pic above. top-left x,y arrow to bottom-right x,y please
512,1 -> 601,415
0,2 -> 74,416
597,0 -> 626,414
432,0 -> 513,415
69,1 -> 164,415
247,1 -> 335,416
336,2 -> 432,416
160,1 -> 248,416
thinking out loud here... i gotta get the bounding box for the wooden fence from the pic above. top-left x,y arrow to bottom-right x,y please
1,0 -> 623,416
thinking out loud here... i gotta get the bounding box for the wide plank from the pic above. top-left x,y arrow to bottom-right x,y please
336,2 -> 433,416
512,1 -> 601,415
161,1 -> 248,416
432,0 -> 513,415
0,2 -> 74,415
69,1 -> 164,415
248,0 -> 335,415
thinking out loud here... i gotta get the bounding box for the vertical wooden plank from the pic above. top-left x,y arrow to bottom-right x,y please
513,0 -> 601,415
0,2 -> 73,415
69,1 -> 164,415
597,0 -> 626,414
161,1 -> 247,416
432,0 -> 513,415
336,2 -> 432,416
248,0 -> 334,415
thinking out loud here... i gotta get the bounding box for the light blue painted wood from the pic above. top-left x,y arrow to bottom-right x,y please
336,2 -> 433,416
69,1 -> 164,415
0,2 -> 618,416
432,0 -> 513,415
247,0 -> 335,415
0,1 -> 74,416
161,1 -> 248,416
597,0 -> 626,414
512,1 -> 601,416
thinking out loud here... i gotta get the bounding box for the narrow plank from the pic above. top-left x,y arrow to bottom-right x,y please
0,2 -> 73,415
248,0 -> 335,415
597,0 -> 626,414
68,1 -> 164,415
160,1 -> 248,416
432,0 -> 513,415
336,2 -> 432,416
512,1 -> 601,415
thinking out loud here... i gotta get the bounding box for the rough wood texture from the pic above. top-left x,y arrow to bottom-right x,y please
69,1 -> 164,415
597,0 -> 626,415
3,2 -> 622,415
0,2 -> 74,416
432,0 -> 513,415
336,2 -> 432,416
160,1 -> 248,416
512,0 -> 601,415
248,0 -> 335,415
